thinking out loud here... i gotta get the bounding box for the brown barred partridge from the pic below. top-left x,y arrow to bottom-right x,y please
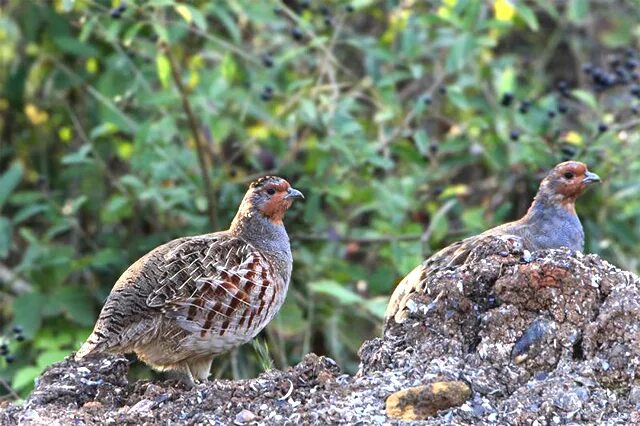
76,176 -> 304,384
386,161 -> 601,324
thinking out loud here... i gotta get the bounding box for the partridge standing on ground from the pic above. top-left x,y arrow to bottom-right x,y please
76,176 -> 304,384
386,161 -> 601,324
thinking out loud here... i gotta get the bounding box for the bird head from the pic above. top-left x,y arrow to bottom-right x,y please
244,176 -> 304,225
537,161 -> 600,209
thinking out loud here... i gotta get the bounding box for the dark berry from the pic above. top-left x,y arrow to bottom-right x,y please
319,5 -> 331,15
15,335 -> 24,342
558,104 -> 568,114
109,3 -> 126,19
438,86 -> 447,95
324,16 -> 333,27
509,131 -> 520,141
0,344 -> 7,356
261,54 -> 274,68
631,85 -> 640,97
582,63 -> 593,75
423,95 -> 432,105
597,123 -> 608,133
547,110 -> 556,118
12,325 -> 22,334
300,0 -> 311,9
346,4 -> 354,12
518,100 -> 530,114
626,59 -> 638,70
433,186 -> 444,196
291,27 -> 304,41
5,355 -> 15,364
260,86 -> 274,102
500,92 -> 513,107
561,145 -> 577,158
429,144 -> 438,154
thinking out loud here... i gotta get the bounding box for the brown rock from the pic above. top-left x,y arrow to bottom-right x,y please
385,381 -> 471,420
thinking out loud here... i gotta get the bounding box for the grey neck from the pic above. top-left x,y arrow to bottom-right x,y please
522,193 -> 584,251
230,209 -> 293,271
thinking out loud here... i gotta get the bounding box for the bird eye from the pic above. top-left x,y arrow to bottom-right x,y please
564,172 -> 574,179
266,188 -> 276,195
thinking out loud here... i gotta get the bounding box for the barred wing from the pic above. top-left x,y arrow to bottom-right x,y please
147,235 -> 280,339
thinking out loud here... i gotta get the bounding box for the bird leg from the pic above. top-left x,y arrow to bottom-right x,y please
187,356 -> 214,383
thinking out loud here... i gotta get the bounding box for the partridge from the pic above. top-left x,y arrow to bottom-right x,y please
386,161 -> 600,323
76,176 -> 304,384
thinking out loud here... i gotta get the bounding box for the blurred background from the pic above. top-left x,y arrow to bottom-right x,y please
1,0 -> 639,399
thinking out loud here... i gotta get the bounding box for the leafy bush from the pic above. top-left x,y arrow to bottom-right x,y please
1,0 -> 639,398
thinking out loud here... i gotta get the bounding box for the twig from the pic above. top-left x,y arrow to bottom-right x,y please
0,377 -> 20,401
162,43 -> 218,229
0,263 -> 33,294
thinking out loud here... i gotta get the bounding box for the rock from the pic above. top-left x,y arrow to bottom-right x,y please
129,398 -> 154,414
234,408 -> 257,424
1,242 -> 639,424
385,381 -> 471,420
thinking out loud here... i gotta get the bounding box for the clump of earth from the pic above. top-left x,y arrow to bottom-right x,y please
2,237 -> 639,424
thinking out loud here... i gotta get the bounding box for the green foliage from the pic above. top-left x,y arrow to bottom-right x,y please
1,0 -> 639,399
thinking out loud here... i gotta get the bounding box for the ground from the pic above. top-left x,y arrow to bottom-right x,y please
1,238 -> 639,425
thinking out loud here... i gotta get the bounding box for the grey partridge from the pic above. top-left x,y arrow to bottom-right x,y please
386,161 -> 600,324
76,176 -> 304,384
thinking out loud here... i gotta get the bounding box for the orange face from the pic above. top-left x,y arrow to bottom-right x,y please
252,177 -> 304,224
541,161 -> 601,207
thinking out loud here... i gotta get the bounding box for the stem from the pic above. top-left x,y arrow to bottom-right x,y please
162,43 -> 218,229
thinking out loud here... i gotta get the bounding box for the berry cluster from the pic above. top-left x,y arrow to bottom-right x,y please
1,325 -> 25,365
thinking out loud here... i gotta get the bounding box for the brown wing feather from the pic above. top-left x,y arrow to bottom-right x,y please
148,236 -> 277,340
385,233 -> 509,323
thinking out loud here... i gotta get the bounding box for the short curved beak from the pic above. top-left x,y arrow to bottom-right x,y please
583,171 -> 601,185
285,187 -> 305,200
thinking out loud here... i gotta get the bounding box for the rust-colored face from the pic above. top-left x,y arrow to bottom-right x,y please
540,161 -> 600,207
250,176 -> 304,224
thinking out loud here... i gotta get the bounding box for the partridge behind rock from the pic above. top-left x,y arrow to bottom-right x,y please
76,176 -> 304,383
386,161 -> 600,324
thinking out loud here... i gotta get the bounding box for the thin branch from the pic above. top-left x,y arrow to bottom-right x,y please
0,263 -> 33,294
0,377 -> 20,401
161,43 -> 218,229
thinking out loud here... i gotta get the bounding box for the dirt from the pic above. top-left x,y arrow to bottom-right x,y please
1,237 -> 639,425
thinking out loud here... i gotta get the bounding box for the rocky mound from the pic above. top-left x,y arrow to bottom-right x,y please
1,238 -> 639,424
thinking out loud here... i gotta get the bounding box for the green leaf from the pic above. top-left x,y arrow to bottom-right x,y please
571,89 -> 598,110
156,54 -> 171,89
12,366 -> 42,391
61,144 -> 92,165
90,122 -> 119,139
446,33 -> 475,72
101,195 -> 133,224
496,67 -> 516,96
517,4 -> 539,31
37,350 -> 70,368
43,287 -> 95,326
12,293 -> 46,337
413,129 -> 430,156
309,280 -> 365,305
0,217 -> 11,258
174,4 -> 207,31
0,162 -> 24,210
53,36 -> 98,57
567,0 -> 589,23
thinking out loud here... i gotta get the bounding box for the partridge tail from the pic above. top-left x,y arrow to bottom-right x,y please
75,332 -> 109,360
